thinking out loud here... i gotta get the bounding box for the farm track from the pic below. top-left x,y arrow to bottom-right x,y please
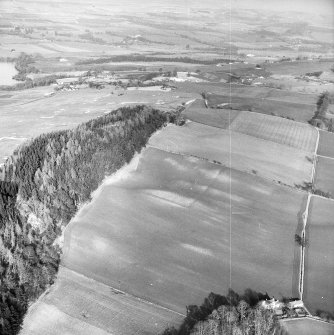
299,128 -> 319,304
317,154 -> 334,161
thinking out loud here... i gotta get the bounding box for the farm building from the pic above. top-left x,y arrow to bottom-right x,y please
261,298 -> 284,310
288,300 -> 304,309
56,77 -> 79,85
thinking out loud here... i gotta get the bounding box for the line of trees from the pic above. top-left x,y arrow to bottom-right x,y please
162,289 -> 281,335
0,105 -> 176,334
76,55 -> 234,66
309,92 -> 334,131
0,74 -> 68,91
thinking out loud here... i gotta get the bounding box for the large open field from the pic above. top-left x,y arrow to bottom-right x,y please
318,130 -> 334,158
149,123 -> 313,187
229,111 -> 318,152
281,318 -> 334,335
314,156 -> 334,197
30,147 -> 304,329
304,196 -> 334,316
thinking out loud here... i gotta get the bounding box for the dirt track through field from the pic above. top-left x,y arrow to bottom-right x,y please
299,128 -> 319,302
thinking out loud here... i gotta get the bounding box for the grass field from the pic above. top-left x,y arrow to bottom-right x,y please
205,93 -> 316,122
304,196 -> 334,316
58,148 -> 303,315
229,112 -> 318,152
314,157 -> 334,197
149,123 -> 313,186
280,318 -> 334,335
318,130 -> 334,158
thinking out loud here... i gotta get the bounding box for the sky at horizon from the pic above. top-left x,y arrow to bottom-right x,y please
3,0 -> 334,22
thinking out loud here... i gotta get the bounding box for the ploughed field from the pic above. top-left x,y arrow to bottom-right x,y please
229,111 -> 317,152
185,100 -> 318,152
304,197 -> 334,316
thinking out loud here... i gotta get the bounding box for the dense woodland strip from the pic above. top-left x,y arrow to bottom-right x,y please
309,91 -> 334,131
0,105 -> 176,335
76,55 -> 234,66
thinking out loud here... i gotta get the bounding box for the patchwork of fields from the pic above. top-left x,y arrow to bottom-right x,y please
17,92 -> 334,334
304,196 -> 334,316
23,146 -> 305,334
205,93 -> 316,122
2,1 -> 334,333
149,123 -> 313,187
